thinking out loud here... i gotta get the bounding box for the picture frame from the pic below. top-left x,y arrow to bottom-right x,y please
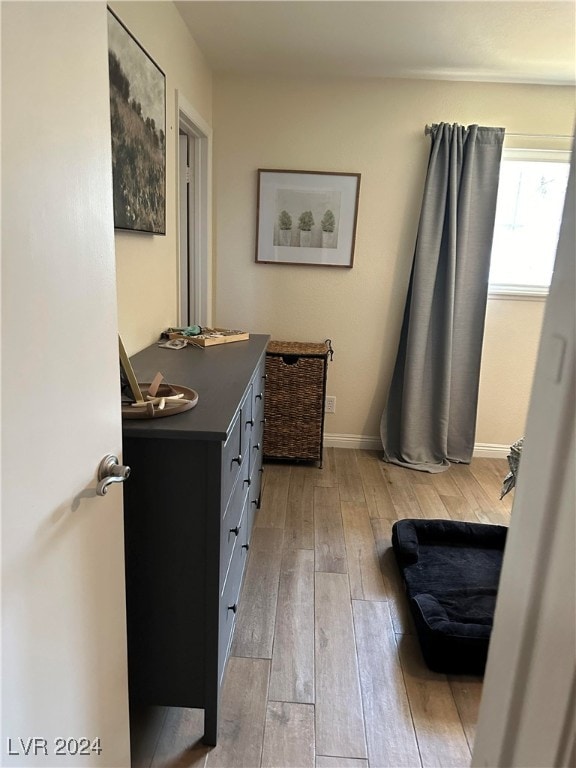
256,169 -> 361,267
107,8 -> 166,235
119,335 -> 144,403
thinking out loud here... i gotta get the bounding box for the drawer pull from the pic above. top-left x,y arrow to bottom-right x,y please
262,374 -> 268,380
242,543 -> 250,551
228,603 -> 237,614
232,454 -> 243,466
254,442 -> 261,451
255,393 -> 263,400
244,477 -> 251,487
251,499 -> 258,506
246,418 -> 254,427
261,418 -> 267,425
230,525 -> 241,536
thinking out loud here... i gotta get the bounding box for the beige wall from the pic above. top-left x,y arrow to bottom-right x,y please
110,1 -> 212,355
477,297 -> 546,446
213,74 -> 574,447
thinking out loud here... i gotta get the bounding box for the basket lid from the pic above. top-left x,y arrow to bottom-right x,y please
267,340 -> 330,357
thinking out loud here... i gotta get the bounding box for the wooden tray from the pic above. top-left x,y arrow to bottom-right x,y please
122,383 -> 199,419
166,328 -> 249,347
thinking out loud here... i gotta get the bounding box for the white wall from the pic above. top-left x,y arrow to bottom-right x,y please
110,1 -> 213,356
212,74 -> 575,446
106,9 -> 574,447
477,296 -> 546,446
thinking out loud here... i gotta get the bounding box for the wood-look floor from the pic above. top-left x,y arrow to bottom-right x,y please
131,449 -> 512,768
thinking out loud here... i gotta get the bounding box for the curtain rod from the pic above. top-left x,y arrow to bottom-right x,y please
424,124 -> 573,139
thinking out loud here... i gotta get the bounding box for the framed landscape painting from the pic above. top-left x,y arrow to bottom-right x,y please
107,9 -> 166,234
256,169 -> 361,266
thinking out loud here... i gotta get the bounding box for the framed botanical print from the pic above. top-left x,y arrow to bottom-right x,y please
256,169 -> 361,266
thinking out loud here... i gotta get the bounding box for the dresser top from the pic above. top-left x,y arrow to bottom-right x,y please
122,334 -> 269,441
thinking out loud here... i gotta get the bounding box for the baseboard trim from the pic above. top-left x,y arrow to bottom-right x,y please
323,434 -> 510,459
472,443 -> 510,459
323,433 -> 383,450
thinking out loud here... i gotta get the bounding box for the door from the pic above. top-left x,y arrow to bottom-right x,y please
472,148 -> 575,765
1,4 -> 130,766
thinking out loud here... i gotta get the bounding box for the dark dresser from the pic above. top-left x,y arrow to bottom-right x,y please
121,334 -> 269,745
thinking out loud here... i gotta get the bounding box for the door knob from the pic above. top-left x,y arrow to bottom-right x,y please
97,454 -> 131,496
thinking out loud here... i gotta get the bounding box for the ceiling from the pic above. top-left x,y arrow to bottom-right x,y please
175,1 -> 576,86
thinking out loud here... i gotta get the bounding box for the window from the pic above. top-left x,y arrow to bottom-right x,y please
489,149 -> 570,296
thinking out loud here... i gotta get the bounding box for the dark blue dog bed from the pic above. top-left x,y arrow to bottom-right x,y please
392,519 -> 507,674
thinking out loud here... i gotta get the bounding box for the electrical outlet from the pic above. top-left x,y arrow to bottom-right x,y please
325,396 -> 336,414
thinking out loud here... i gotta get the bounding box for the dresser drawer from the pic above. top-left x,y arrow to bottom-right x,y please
221,409 -> 242,503
241,386 -> 253,449
222,420 -> 250,516
252,367 -> 266,427
246,440 -> 263,544
250,455 -> 263,506
220,476 -> 249,588
218,519 -> 248,685
248,420 -> 262,477
245,490 -> 258,545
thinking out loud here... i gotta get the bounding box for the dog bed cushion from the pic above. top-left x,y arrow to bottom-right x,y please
392,518 -> 507,674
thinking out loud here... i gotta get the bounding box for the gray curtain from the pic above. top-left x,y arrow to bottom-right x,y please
381,122 -> 505,473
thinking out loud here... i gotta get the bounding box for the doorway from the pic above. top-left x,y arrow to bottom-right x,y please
177,92 -> 212,328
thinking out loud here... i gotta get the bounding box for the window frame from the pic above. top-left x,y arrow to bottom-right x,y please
488,147 -> 571,299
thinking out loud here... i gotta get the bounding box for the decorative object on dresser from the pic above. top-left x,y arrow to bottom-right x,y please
121,335 -> 269,745
119,337 -> 198,418
162,326 -> 250,347
263,339 -> 333,467
255,169 -> 360,266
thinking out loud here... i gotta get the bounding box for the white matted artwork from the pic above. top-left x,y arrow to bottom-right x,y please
256,169 -> 361,267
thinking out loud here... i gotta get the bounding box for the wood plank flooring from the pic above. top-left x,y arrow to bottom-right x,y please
131,449 -> 511,768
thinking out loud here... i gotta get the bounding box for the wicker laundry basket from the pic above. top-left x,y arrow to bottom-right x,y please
263,340 -> 332,467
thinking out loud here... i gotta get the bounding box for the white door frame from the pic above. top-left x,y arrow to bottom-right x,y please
176,91 -> 212,328
473,146 -> 575,767
178,131 -> 193,324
